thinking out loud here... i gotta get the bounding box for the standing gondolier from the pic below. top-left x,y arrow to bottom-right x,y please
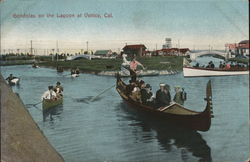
129,57 -> 145,82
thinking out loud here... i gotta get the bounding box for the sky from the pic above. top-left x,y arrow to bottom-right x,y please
0,0 -> 249,54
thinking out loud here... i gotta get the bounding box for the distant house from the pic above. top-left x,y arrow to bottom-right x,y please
122,44 -> 147,57
94,50 -> 112,57
238,40 -> 249,57
225,40 -> 249,57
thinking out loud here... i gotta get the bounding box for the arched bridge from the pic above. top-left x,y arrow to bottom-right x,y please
66,54 -> 97,60
189,50 -> 228,60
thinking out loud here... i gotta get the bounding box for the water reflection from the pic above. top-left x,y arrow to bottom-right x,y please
119,102 -> 212,162
73,96 -> 103,103
43,105 -> 63,122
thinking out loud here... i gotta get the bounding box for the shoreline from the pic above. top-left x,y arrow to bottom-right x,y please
0,74 -> 64,161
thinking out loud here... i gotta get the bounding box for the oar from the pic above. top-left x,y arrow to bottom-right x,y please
26,101 -> 42,107
62,74 -> 71,77
90,84 -> 116,102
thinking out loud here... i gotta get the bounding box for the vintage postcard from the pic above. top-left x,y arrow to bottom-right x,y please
0,0 -> 249,161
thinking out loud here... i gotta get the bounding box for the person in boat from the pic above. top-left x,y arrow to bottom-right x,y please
5,74 -> 17,84
141,83 -> 154,105
230,62 -> 235,68
32,62 -> 37,68
75,67 -> 80,74
129,57 -> 145,82
130,86 -> 141,102
222,62 -> 226,68
155,83 -> 171,108
225,63 -> 231,69
54,81 -> 63,96
219,61 -> 223,68
210,61 -> 215,68
71,69 -> 75,75
126,80 -> 136,95
173,86 -> 186,105
41,86 -> 57,100
194,62 -> 199,68
206,62 -> 211,68
138,80 -> 145,89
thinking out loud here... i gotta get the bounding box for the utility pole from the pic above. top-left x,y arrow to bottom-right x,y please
86,41 -> 89,53
178,39 -> 180,56
30,40 -> 33,55
56,40 -> 59,61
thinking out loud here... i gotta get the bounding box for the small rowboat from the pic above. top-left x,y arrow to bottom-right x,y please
42,95 -> 63,111
71,73 -> 79,77
116,74 -> 213,132
9,78 -> 20,85
32,65 -> 39,68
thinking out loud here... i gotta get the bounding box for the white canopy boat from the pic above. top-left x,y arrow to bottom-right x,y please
183,58 -> 249,77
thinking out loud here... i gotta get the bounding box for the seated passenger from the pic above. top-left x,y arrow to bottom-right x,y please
75,67 -> 80,74
141,83 -> 153,105
173,86 -> 186,105
54,81 -> 64,96
219,61 -> 223,68
155,83 -> 171,108
210,61 -> 215,68
71,69 -> 75,75
225,63 -> 231,69
194,62 -> 199,67
42,86 -> 57,100
5,74 -> 16,83
130,87 -> 141,102
126,80 -> 136,95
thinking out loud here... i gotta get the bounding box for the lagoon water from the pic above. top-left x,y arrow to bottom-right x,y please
1,57 -> 249,162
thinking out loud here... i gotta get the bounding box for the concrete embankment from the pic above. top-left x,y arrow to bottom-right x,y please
0,75 -> 64,162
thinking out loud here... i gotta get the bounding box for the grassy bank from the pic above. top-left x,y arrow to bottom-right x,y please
38,56 -> 184,73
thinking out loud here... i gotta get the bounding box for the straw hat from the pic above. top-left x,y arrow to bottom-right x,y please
159,83 -> 165,87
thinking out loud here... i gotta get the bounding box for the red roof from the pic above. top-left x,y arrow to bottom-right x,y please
123,44 -> 147,49
238,43 -> 249,49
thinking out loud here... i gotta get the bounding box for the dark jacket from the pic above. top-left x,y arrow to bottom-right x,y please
126,84 -> 135,95
156,89 -> 171,107
141,88 -> 153,104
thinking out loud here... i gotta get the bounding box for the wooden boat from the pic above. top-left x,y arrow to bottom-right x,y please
32,64 -> 39,68
71,73 -> 79,77
116,74 -> 213,132
183,58 -> 249,77
42,95 -> 63,111
9,78 -> 20,85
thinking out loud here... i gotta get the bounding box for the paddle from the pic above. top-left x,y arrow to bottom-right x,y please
62,74 -> 71,77
90,84 -> 116,102
26,101 -> 42,107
